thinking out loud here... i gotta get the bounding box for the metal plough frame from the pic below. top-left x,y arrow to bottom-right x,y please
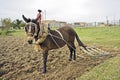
78,46 -> 112,58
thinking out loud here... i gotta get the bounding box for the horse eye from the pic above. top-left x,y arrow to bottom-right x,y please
25,27 -> 28,32
25,24 -> 30,31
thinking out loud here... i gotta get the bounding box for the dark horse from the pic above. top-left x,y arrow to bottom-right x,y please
22,15 -> 86,73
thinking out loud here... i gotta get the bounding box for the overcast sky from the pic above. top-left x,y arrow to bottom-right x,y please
0,0 -> 120,22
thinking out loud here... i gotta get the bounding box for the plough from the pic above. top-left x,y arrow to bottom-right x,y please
77,46 -> 112,58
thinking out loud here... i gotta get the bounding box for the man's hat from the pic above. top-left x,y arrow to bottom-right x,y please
38,9 -> 42,12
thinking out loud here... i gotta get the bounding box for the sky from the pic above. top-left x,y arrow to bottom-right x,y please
0,0 -> 120,23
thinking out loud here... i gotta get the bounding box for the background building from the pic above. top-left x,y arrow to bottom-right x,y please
42,20 -> 67,27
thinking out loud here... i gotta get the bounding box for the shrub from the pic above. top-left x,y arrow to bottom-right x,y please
0,30 -> 9,35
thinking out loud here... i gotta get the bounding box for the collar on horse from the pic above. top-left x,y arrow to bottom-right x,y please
55,30 -> 64,39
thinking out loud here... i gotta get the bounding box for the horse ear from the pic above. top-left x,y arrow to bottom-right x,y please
22,15 -> 31,23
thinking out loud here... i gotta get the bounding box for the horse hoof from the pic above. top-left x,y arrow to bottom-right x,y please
73,59 -> 76,61
42,69 -> 46,74
73,58 -> 76,60
69,59 -> 72,61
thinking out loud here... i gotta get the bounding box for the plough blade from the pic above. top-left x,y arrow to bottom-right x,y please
80,47 -> 94,56
79,47 -> 111,57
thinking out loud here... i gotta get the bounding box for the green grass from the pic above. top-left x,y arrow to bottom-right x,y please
8,29 -> 25,36
76,55 -> 120,80
74,26 -> 120,48
0,29 -> 25,36
0,30 -> 9,35
75,26 -> 120,80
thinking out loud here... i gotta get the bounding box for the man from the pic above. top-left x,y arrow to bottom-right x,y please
35,9 -> 48,45
36,9 -> 42,29
32,9 -> 42,52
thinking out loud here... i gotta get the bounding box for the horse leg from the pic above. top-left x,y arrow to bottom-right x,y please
73,49 -> 76,60
42,51 -> 48,73
68,42 -> 76,61
69,48 -> 73,61
71,43 -> 76,60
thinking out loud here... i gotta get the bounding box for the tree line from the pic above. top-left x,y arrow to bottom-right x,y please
0,18 -> 25,30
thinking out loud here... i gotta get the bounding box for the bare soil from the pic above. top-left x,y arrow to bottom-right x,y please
0,36 -> 118,80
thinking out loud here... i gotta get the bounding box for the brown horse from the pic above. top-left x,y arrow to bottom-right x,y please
22,15 -> 86,73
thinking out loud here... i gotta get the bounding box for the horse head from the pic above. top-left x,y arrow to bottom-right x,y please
22,15 -> 40,44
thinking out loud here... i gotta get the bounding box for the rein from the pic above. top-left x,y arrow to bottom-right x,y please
48,32 -> 61,48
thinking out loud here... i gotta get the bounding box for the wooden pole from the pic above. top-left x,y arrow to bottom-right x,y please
119,19 -> 120,26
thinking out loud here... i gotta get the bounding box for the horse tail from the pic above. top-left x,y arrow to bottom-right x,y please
75,33 -> 87,50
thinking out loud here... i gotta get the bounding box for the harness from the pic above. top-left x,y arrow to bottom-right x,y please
48,30 -> 76,50
55,30 -> 64,39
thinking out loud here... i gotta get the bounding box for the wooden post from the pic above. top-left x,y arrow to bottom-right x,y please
113,16 -> 116,26
95,22 -> 96,27
106,16 -> 109,26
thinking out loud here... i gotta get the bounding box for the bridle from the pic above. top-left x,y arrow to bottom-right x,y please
26,22 -> 38,37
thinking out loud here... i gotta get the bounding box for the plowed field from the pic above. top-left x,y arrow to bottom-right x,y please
0,36 -> 117,80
